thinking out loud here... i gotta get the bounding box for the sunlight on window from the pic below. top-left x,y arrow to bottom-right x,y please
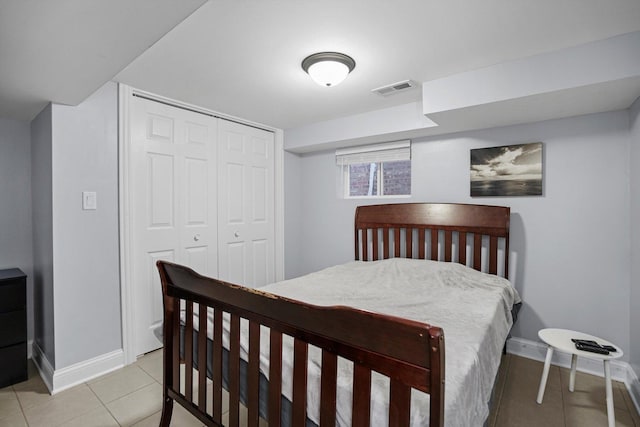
336,141 -> 411,198
347,160 -> 410,197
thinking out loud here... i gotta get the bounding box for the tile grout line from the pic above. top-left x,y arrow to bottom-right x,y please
24,384 -> 106,427
558,365 -> 637,425
84,380 -> 123,427
44,383 -> 117,427
492,354 -> 512,427
12,384 -> 31,427
88,365 -> 158,406
559,366 -> 568,427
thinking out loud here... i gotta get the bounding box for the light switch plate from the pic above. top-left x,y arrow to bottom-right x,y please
82,191 -> 97,210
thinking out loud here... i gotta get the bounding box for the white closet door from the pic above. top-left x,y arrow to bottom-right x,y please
130,96 -> 218,356
218,119 -> 275,288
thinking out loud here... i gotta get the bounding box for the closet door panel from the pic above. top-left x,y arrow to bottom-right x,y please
129,93 -> 276,357
130,96 -> 217,356
218,120 -> 275,288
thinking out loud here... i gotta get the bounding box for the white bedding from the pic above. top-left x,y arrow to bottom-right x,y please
187,258 -> 521,426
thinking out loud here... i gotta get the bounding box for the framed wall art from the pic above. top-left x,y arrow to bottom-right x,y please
470,142 -> 543,197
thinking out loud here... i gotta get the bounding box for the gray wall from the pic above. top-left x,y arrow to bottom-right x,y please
31,105 -> 55,365
50,82 -> 121,369
284,150 -> 304,279
27,82 -> 121,370
0,117 -> 34,348
285,110 -> 632,357
630,96 -> 640,386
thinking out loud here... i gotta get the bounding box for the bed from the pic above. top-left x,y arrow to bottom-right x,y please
157,202 -> 520,426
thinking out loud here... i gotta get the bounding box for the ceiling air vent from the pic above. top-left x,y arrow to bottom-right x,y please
371,80 -> 417,96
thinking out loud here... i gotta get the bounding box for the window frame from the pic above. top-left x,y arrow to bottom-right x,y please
336,141 -> 412,199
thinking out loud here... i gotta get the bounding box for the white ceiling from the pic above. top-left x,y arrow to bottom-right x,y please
3,0 -> 640,131
0,0 -> 206,120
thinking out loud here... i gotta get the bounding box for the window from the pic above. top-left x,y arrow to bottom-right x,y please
336,141 -> 411,198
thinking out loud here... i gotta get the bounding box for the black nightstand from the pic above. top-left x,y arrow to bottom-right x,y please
0,268 -> 27,387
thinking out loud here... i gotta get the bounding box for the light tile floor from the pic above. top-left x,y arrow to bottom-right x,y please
0,351 -> 638,426
490,354 -> 640,427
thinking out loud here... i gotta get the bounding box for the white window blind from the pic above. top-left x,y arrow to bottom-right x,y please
335,140 -> 411,166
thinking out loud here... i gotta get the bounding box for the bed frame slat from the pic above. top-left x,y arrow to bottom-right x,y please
406,228 -> 413,258
197,304 -> 207,411
504,233 -> 510,278
229,314 -> 241,425
362,229 -> 369,261
473,234 -> 482,271
248,321 -> 261,426
371,228 -> 378,260
458,232 -> 467,266
431,229 -> 438,261
429,332 -> 446,427
489,235 -> 498,275
268,331 -> 283,427
444,230 -> 452,262
382,227 -> 391,259
292,339 -> 308,425
320,350 -> 338,426
352,364 -> 372,427
185,301 -> 194,402
212,309 -> 223,423
418,228 -> 426,259
171,297 -> 180,393
394,228 -> 401,258
389,379 -> 411,427
159,295 -> 179,426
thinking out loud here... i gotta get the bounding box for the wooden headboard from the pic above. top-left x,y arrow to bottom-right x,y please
355,203 -> 510,278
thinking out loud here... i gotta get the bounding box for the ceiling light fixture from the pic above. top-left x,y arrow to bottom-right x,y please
302,52 -> 356,87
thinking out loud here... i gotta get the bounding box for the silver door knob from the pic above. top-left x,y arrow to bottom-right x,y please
234,232 -> 240,238
193,234 -> 200,241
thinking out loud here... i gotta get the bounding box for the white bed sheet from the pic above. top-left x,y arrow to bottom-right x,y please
186,258 -> 521,426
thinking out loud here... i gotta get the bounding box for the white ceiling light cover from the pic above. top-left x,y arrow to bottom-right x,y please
302,52 -> 356,87
307,61 -> 350,87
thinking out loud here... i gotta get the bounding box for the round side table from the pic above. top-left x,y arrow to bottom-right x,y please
536,328 -> 623,427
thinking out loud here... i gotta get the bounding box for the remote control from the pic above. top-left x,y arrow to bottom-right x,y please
571,338 -> 617,352
571,338 -> 600,347
575,342 -> 609,355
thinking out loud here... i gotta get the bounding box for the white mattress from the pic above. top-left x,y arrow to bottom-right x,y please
188,258 -> 521,426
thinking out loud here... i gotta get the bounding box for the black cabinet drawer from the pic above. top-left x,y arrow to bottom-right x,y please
0,269 -> 27,387
0,310 -> 26,347
0,343 -> 28,387
0,282 -> 26,312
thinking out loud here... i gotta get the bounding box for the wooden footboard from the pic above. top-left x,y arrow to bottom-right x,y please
157,260 -> 445,427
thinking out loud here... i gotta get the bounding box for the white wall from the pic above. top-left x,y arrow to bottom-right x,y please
630,96 -> 640,386
51,82 -> 121,369
284,150 -> 304,279
0,117 -> 34,348
30,105 -> 55,364
285,110 -> 632,357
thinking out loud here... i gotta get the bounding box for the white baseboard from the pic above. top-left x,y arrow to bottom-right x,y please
507,337 -> 640,414
626,364 -> 640,416
30,342 -> 124,395
31,341 -> 54,393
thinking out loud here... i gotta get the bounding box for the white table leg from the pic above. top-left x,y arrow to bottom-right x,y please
537,346 -> 554,404
604,360 -> 615,427
569,354 -> 577,392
